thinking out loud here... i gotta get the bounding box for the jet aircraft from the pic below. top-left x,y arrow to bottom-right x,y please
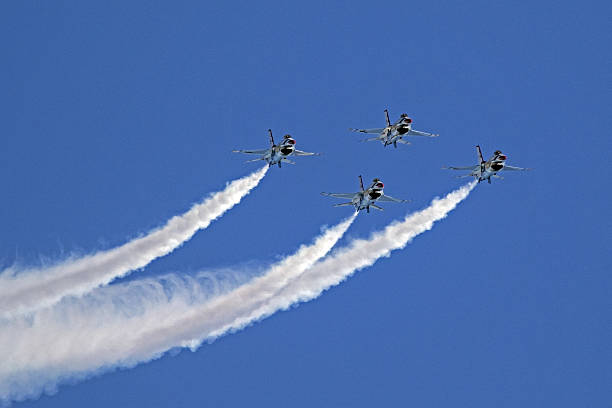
233,129 -> 319,168
349,109 -> 439,148
321,176 -> 408,213
443,145 -> 530,183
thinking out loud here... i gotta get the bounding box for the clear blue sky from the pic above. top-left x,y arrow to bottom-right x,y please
1,1 -> 610,406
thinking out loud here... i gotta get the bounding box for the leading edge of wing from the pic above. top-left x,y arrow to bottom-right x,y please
321,192 -> 357,199
503,165 -> 531,171
293,150 -> 321,156
232,149 -> 268,155
407,129 -> 440,138
442,165 -> 479,171
378,194 -> 409,203
349,127 -> 385,134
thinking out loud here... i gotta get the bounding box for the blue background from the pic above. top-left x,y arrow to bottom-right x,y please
1,1 -> 610,406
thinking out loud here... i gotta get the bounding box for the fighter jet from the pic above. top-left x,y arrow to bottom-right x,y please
443,145 -> 530,184
321,176 -> 409,213
349,109 -> 439,148
233,129 -> 319,168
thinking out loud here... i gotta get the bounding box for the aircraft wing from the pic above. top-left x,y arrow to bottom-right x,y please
443,165 -> 479,171
349,127 -> 386,134
361,136 -> 384,142
407,129 -> 439,137
378,194 -> 409,203
503,165 -> 530,171
293,149 -> 319,156
321,192 -> 357,199
232,149 -> 268,155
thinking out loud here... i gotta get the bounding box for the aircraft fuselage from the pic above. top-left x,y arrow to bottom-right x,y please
352,188 -> 384,212
479,160 -> 507,183
382,122 -> 412,146
265,144 -> 295,167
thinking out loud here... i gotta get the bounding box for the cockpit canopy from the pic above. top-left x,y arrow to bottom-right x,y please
400,113 -> 412,123
372,179 -> 384,189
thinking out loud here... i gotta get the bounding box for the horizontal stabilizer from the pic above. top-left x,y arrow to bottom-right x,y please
333,202 -> 354,207
370,204 -> 384,211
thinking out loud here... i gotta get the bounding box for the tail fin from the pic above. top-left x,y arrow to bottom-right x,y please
384,109 -> 391,127
476,145 -> 484,164
359,175 -> 365,192
268,129 -> 275,147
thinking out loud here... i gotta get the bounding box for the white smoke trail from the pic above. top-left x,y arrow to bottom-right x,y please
0,182 -> 474,403
222,181 -> 477,333
0,166 -> 268,318
0,213 -> 357,403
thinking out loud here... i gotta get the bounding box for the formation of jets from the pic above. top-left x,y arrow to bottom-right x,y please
233,109 -> 530,213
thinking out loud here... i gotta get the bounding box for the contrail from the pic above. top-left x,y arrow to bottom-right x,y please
0,182 -> 473,403
0,213 -> 357,403
225,181 -> 477,332
0,166 -> 268,318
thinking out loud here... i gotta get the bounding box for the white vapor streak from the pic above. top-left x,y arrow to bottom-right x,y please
0,182 -> 473,403
225,181 -> 477,331
0,166 -> 268,318
0,213 -> 357,403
